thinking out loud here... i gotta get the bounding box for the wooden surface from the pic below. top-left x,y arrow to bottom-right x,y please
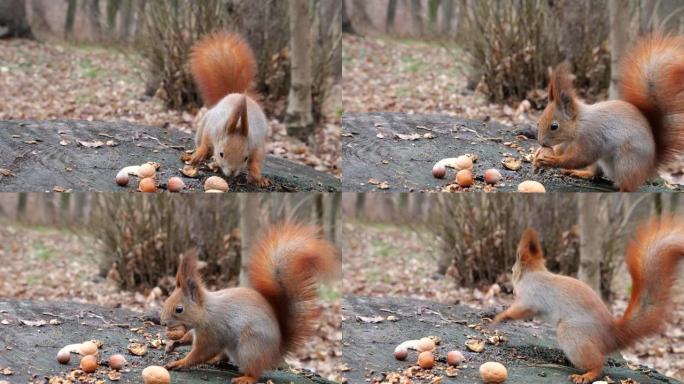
342,112 -> 679,192
0,299 -> 335,384
0,120 -> 340,192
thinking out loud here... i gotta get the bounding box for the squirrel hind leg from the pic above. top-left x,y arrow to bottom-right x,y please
556,322 -> 606,382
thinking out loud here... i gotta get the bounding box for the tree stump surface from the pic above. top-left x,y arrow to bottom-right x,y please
342,295 -> 678,384
342,112 -> 680,192
0,120 -> 340,192
0,299 -> 335,384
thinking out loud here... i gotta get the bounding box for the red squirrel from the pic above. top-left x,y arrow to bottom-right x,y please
188,32 -> 271,186
160,223 -> 338,384
495,217 -> 684,383
534,34 -> 684,191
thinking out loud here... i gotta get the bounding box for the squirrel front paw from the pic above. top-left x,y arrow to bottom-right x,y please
165,340 -> 179,353
492,313 -> 508,323
165,359 -> 187,370
248,175 -> 272,187
231,376 -> 257,384
533,146 -> 556,168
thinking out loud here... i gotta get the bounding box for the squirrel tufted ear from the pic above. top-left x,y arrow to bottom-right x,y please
518,227 -> 543,263
175,249 -> 204,303
224,95 -> 249,137
550,63 -> 577,119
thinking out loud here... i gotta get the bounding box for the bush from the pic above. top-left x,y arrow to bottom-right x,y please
426,194 -> 580,286
89,194 -> 240,291
459,0 -> 610,104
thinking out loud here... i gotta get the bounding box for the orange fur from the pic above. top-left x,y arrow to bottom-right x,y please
517,228 -> 546,271
619,34 -> 684,168
248,222 -> 339,355
190,32 -> 257,107
615,216 -> 684,347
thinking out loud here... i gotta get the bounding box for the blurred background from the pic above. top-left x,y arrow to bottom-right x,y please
0,0 -> 341,175
342,0 -> 684,124
0,192 -> 342,381
341,192 -> 684,380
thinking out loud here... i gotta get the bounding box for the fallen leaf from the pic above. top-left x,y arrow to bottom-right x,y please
181,165 -> 200,178
59,140 -> 69,146
502,156 -> 522,171
356,315 -> 384,323
78,140 -> 105,148
127,342 -> 147,356
394,132 -> 421,141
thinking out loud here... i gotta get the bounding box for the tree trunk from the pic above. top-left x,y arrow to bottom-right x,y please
239,194 -> 260,287
106,0 -> 120,33
355,193 -> 365,218
0,0 -> 33,38
118,0 -> 133,40
578,194 -> 601,292
88,0 -> 101,39
29,0 -> 50,35
350,0 -> 371,32
342,0 -> 354,33
385,0 -> 398,33
410,0 -> 423,36
440,0 -> 454,35
609,0 -> 629,99
134,0 -> 146,38
16,193 -> 27,221
64,0 -> 77,38
285,0 -> 314,141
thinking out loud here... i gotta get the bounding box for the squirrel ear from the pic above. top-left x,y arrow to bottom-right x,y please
224,95 -> 249,137
551,63 -> 577,119
176,249 -> 204,303
518,228 -> 543,262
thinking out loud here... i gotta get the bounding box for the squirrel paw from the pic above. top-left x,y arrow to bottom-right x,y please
568,374 -> 594,384
248,175 -> 272,187
534,153 -> 559,168
231,376 -> 257,384
492,313 -> 508,323
165,359 -> 187,370
561,168 -> 596,180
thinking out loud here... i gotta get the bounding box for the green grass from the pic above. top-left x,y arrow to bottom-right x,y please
32,242 -> 53,261
79,58 -> 100,78
400,55 -> 424,73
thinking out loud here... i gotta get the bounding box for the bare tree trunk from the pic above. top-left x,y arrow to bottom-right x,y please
88,0 -> 101,39
355,193 -> 365,218
16,193 -> 27,221
239,194 -> 260,287
64,0 -> 77,38
386,0 -> 398,33
29,0 -> 50,34
578,194 -> 601,292
428,0 -> 440,34
118,0 -> 133,40
285,0 -> 314,141
0,0 -> 33,38
350,0 -> 371,32
440,0 -> 454,35
342,0 -> 354,33
410,0 -> 423,36
106,0 -> 120,33
134,0 -> 146,38
609,0 -> 629,99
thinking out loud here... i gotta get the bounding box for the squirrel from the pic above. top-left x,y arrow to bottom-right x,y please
533,34 -> 684,191
188,31 -> 271,187
160,223 -> 338,384
494,216 -> 684,384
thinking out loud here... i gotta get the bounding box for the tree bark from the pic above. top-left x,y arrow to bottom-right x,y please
342,0 -> 354,33
88,0 -> 102,39
118,0 -> 133,40
385,0 -> 398,33
440,0 -> 454,35
609,0 -> 629,99
285,0 -> 315,141
410,0 -> 423,36
0,0 -> 33,38
64,0 -> 77,38
578,194 -> 601,292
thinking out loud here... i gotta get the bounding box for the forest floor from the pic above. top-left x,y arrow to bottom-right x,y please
342,34 -> 684,185
341,221 -> 684,381
0,38 -> 340,177
0,224 -> 343,382
342,34 -> 538,126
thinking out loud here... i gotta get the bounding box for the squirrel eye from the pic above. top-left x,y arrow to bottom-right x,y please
175,305 -> 183,314
219,152 -> 224,158
550,122 -> 559,131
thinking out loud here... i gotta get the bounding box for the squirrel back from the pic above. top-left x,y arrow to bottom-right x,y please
614,216 -> 684,348
619,34 -> 684,168
189,32 -> 257,107
247,222 -> 339,355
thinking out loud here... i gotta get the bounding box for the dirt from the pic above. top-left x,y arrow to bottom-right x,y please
0,120 -> 340,192
342,295 -> 679,384
0,299 -> 334,384
342,112 -> 681,192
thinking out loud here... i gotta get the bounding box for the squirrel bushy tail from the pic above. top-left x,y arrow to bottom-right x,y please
614,216 -> 684,349
189,32 -> 257,107
619,34 -> 684,168
247,223 -> 338,355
